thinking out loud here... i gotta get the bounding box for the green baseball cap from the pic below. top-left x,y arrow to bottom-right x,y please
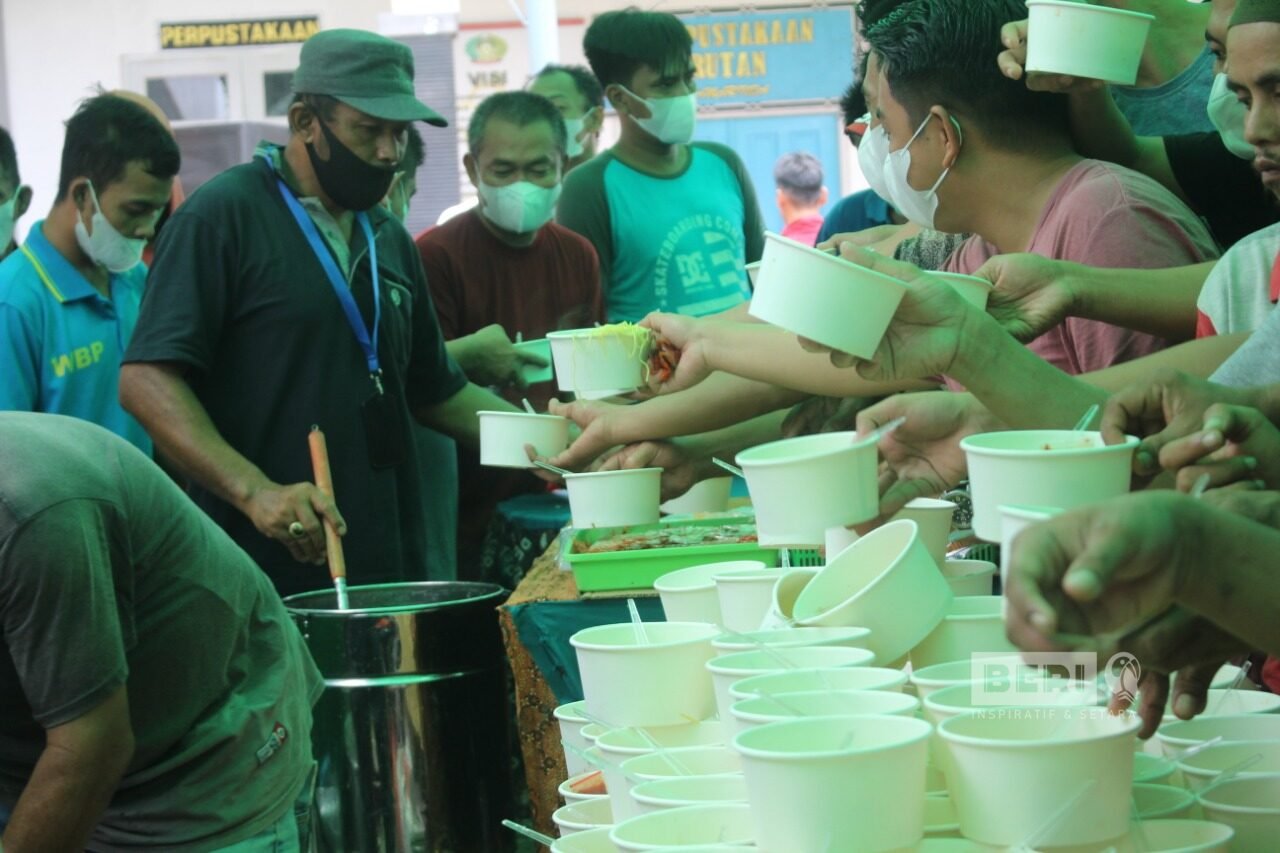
292,29 -> 448,126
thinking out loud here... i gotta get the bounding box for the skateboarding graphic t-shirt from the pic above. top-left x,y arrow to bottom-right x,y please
558,142 -> 765,322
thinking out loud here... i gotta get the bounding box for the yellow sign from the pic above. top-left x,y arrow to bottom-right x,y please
160,17 -> 320,50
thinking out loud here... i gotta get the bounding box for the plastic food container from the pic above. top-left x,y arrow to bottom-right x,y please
749,231 -> 908,359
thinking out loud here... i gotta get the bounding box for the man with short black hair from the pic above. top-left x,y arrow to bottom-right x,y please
417,89 -> 602,581
0,95 -> 178,450
121,29 -> 522,597
773,152 -> 828,246
0,127 -> 31,260
558,8 -> 765,323
529,63 -> 605,173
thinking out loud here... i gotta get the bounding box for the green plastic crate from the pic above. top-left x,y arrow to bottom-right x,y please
565,519 -> 773,593
565,518 -> 822,593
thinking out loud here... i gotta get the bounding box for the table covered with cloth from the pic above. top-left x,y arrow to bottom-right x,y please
497,540 -> 665,838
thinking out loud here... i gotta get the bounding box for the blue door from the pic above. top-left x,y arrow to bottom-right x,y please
696,112 -> 844,238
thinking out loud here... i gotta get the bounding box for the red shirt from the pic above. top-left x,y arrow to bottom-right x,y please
782,214 -> 825,248
415,210 -> 604,577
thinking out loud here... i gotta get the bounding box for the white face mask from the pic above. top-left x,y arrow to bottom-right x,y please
478,179 -> 562,234
564,108 -> 600,160
74,181 -> 150,273
621,87 -> 697,145
856,115 -> 894,201
1207,72 -> 1254,160
883,113 -> 960,231
0,192 -> 18,252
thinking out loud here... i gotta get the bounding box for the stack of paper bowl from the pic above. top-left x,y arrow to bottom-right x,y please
654,561 -> 766,625
1197,774 -> 1280,851
594,722 -> 726,823
706,644 -> 876,722
713,567 -> 790,632
910,596 -> 1016,670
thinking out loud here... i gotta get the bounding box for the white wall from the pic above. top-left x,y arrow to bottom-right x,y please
0,0 -> 390,235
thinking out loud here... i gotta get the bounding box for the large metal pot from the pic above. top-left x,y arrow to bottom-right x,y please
285,582 -> 512,853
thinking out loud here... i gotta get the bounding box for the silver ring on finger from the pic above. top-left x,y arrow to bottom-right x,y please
288,521 -> 306,539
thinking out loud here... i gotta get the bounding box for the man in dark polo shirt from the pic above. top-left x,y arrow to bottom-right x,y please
120,29 -> 521,597
0,413 -> 321,851
416,90 -> 602,582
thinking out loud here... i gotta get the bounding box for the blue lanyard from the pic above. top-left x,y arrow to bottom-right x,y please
262,154 -> 384,393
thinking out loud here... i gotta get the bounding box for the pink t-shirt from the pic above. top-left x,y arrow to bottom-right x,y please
943,159 -> 1220,375
782,214 -> 824,248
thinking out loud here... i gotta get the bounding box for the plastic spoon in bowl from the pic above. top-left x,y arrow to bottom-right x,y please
501,820 -> 555,847
534,459 -> 572,478
712,457 -> 745,478
1014,779 -> 1095,851
628,597 -> 649,645
521,398 -> 537,415
1176,735 -> 1225,763
1195,751 -> 1264,798
1073,403 -> 1100,432
863,415 -> 907,445
1210,660 -> 1253,714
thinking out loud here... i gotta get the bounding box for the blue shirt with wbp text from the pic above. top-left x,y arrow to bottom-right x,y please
0,220 -> 151,453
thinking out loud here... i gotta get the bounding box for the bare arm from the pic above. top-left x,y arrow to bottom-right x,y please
1080,332 -> 1248,393
414,382 -> 519,450
2,687 -> 134,852
119,362 -> 343,564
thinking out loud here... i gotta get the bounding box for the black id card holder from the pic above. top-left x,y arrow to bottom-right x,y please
362,389 -> 409,469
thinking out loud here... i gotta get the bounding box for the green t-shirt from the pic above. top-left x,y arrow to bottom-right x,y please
557,142 -> 765,322
0,413 -> 323,850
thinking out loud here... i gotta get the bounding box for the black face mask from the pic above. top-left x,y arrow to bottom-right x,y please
306,116 -> 397,212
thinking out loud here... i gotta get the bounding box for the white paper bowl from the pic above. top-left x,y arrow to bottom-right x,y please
555,700 -> 593,777
1134,751 -> 1177,785
792,519 -> 953,664
921,679 -> 1106,729
910,659 -> 990,702
939,708 -> 1141,847
1195,688 -> 1280,716
629,773 -> 748,815
749,230 -> 908,359
660,477 -> 733,516
559,768 -> 609,804
565,468 -> 661,529
514,337 -> 554,385
655,561 -> 766,626
910,596 -> 1016,670
729,666 -> 908,703
571,621 -> 719,728
1131,782 -> 1196,820
551,825 -> 615,853
711,626 -> 872,656
1157,714 -> 1280,758
745,261 -> 761,287
1113,819 -> 1235,853
893,497 -> 956,566
1196,773 -> 1280,852
735,431 -> 880,546
609,802 -> 754,851
999,504 -> 1062,586
552,796 -> 614,835
933,272 -> 993,310
1025,0 -> 1154,86
960,430 -> 1138,541
940,559 -> 996,597
478,411 -> 569,469
712,568 -> 790,633
728,688 -> 920,737
734,714 -> 932,853
759,569 -> 817,630
547,327 -> 649,398
1178,740 -> 1280,791
707,645 -> 876,723
924,794 -> 961,837
595,721 -> 727,823
614,746 -> 743,817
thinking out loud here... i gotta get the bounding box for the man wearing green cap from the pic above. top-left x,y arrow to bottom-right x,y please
121,29 -> 521,598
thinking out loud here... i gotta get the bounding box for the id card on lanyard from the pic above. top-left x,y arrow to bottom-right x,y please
263,153 -> 407,468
